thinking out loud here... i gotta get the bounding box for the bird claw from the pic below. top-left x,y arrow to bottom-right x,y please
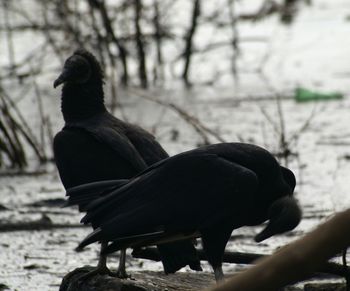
77,266 -> 131,281
111,268 -> 131,279
73,267 -> 130,289
214,266 -> 225,283
77,268 -> 103,282
76,265 -> 123,281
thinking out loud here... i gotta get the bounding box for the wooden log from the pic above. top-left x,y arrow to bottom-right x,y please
207,209 -> 350,291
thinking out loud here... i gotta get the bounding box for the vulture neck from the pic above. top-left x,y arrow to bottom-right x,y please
61,78 -> 107,123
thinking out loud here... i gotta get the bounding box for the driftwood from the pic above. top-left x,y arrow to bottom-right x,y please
133,247 -> 350,279
0,169 -> 47,177
133,248 -> 263,265
0,215 -> 84,232
208,209 -> 350,291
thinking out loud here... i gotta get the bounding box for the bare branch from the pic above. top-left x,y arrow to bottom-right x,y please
182,0 -> 201,87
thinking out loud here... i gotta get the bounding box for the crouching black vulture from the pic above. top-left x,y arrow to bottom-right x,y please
67,142 -> 302,282
53,49 -> 200,278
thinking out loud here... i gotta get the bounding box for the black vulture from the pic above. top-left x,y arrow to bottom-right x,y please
53,49 -> 200,278
67,142 -> 302,282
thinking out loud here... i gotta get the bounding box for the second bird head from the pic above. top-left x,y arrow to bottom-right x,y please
53,49 -> 103,89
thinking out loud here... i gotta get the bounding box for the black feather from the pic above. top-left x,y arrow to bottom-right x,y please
77,142 -> 301,279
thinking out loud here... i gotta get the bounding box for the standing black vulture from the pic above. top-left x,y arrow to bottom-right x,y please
67,142 -> 302,282
53,49 -> 200,278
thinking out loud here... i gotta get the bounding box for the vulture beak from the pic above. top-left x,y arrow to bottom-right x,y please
53,68 -> 70,88
255,222 -> 277,243
254,196 -> 302,243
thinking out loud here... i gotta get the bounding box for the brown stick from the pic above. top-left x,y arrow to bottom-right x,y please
133,247 -> 263,264
207,209 -> 350,291
133,247 -> 350,279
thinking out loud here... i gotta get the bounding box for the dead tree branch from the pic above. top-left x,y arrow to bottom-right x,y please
0,86 -> 46,167
182,0 -> 201,87
134,0 -> 148,88
2,0 -> 16,75
152,0 -> 165,84
133,247 -> 350,280
88,0 -> 129,86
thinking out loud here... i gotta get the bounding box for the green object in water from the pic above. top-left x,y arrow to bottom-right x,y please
295,87 -> 343,102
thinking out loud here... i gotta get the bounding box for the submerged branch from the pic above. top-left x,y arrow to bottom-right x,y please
134,247 -> 350,280
0,215 -> 84,232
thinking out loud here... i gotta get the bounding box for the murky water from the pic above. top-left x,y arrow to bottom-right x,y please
2,91 -> 350,290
